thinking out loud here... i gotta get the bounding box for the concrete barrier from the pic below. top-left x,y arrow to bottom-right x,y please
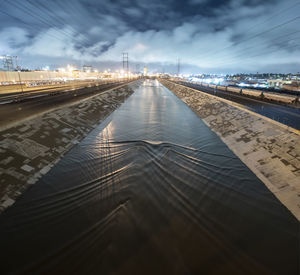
0,71 -> 103,84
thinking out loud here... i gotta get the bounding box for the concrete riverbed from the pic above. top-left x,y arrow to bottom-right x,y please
0,79 -> 298,275
160,79 -> 300,221
0,82 -> 137,212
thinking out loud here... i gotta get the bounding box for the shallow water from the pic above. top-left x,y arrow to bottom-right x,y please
0,80 -> 298,274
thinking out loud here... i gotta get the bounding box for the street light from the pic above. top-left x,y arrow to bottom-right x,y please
14,56 -> 24,94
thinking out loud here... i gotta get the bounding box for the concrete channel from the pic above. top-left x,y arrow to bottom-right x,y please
0,81 -> 138,212
0,79 -> 298,274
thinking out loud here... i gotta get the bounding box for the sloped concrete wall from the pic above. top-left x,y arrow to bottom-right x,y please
0,82 -> 139,212
160,79 -> 300,221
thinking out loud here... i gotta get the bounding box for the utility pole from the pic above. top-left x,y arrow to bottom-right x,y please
14,56 -> 19,70
15,56 -> 24,93
122,52 -> 129,79
17,69 -> 24,94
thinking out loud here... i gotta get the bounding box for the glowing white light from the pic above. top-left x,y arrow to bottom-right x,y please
238,83 -> 250,87
203,78 -> 212,84
213,78 -> 224,84
66,64 -> 75,72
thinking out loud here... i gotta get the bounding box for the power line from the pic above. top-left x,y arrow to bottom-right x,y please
244,1 -> 300,33
213,37 -> 300,68
6,1 -> 76,41
203,15 -> 300,63
27,0 -> 71,29
197,14 -> 300,69
207,32 -> 300,67
232,15 -> 300,47
0,0 -> 97,59
196,2 -> 300,61
0,9 -> 74,44
122,52 -> 129,74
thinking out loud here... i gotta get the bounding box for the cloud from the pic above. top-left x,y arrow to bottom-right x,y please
0,27 -> 29,53
0,0 -> 299,73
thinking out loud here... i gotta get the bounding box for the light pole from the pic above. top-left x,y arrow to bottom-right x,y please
17,70 -> 23,94
15,57 -> 24,94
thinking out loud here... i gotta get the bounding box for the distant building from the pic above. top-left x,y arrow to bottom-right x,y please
143,66 -> 148,76
83,65 -> 92,73
268,79 -> 292,89
0,55 -> 16,71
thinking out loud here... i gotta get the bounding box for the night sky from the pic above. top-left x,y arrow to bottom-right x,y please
0,0 -> 300,73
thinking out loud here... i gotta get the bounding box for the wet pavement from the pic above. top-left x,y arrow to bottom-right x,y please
0,80 -> 298,275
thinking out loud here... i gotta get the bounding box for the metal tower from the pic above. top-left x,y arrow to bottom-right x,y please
0,55 -> 18,71
1,55 -> 13,71
122,52 -> 129,74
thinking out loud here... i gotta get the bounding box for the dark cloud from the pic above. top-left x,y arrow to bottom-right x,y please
0,0 -> 299,73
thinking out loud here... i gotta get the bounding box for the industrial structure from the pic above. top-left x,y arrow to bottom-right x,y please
143,66 -> 148,76
82,65 -> 92,73
122,52 -> 129,75
0,55 -> 17,71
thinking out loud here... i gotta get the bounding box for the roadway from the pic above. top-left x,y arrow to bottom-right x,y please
177,81 -> 300,130
0,80 -> 128,129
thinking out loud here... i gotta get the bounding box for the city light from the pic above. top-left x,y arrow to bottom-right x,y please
67,64 -> 74,72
